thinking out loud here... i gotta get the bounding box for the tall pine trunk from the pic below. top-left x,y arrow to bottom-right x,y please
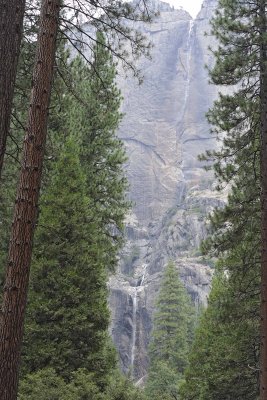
260,1 -> 267,398
0,0 -> 26,179
0,1 -> 60,398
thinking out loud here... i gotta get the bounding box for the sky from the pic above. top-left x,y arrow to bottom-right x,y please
166,0 -> 203,18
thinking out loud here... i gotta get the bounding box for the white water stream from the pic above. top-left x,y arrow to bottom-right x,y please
130,263 -> 148,373
182,20 -> 194,116
181,19 -> 195,119
130,289 -> 137,368
177,19 -> 195,139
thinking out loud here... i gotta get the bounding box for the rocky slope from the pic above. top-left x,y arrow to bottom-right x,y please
107,0 -> 224,380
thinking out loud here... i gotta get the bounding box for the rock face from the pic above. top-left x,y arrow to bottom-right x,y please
108,0 -> 221,380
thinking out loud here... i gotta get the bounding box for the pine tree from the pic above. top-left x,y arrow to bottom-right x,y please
181,109 -> 261,398
64,32 -> 129,272
21,136 -> 116,383
0,2 -> 60,397
186,152 -> 260,399
0,2 -> 152,396
259,2 -> 267,395
19,368 -> 102,400
20,37 -> 132,394
18,367 -> 148,400
0,35 -> 38,283
0,0 -> 26,178
180,0 -> 262,398
145,261 -> 194,399
181,269 -> 259,400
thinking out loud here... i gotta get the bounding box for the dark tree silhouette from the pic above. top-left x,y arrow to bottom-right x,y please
0,0 -> 26,179
0,1 -> 61,398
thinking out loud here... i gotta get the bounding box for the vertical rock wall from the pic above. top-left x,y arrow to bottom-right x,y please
109,0 -> 222,380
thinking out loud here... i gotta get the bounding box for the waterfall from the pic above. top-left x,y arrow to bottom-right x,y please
177,19 -> 195,139
130,289 -> 137,369
140,263 -> 147,286
130,263 -> 148,374
182,20 -> 194,116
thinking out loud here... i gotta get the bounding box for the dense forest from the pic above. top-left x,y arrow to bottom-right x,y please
0,0 -> 267,399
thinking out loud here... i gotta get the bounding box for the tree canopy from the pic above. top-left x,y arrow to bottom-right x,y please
145,262 -> 194,400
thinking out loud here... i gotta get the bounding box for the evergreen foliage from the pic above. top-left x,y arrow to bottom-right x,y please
181,271 -> 259,400
181,0 -> 261,398
0,40 -> 69,282
64,32 -> 129,272
22,136 -> 115,382
19,368 -> 100,400
21,33 -> 130,393
181,158 -> 260,399
145,261 -> 194,399
19,367 -> 147,400
0,0 -> 152,396
0,37 -> 36,281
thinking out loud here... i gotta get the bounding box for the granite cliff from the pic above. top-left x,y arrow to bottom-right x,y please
107,0 -> 223,381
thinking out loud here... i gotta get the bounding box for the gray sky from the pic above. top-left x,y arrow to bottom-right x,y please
166,0 -> 203,18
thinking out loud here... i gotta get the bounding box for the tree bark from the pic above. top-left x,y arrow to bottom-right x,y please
0,0 -> 26,179
260,1 -> 267,399
0,1 -> 60,398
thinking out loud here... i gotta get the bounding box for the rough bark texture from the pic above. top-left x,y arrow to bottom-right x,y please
260,1 -> 267,398
0,1 -> 60,398
0,0 -> 26,179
